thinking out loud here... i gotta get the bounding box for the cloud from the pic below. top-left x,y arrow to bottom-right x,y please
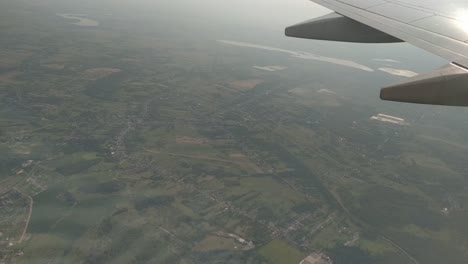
218,40 -> 374,72
373,58 -> 400,63
378,67 -> 418,77
253,66 -> 286,72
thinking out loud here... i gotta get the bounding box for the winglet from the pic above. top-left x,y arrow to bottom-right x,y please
381,63 -> 468,106
286,13 -> 402,43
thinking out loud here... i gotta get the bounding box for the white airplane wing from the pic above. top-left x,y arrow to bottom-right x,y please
286,0 -> 468,106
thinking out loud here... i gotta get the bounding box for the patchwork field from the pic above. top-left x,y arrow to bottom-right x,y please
1,1 -> 468,263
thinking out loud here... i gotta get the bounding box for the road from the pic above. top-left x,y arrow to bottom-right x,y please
17,191 -> 33,244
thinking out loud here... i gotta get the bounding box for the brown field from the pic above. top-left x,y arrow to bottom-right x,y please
0,50 -> 33,68
82,68 -> 122,80
0,71 -> 20,82
300,253 -> 332,264
228,79 -> 264,91
42,64 -> 65,70
229,153 -> 245,158
176,136 -> 207,145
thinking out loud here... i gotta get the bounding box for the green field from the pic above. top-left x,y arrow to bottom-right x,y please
1,0 -> 468,263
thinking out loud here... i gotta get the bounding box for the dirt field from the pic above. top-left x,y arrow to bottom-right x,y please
42,64 -> 65,70
300,253 -> 332,264
229,153 -> 245,158
0,50 -> 33,68
228,79 -> 264,91
175,136 -> 207,145
82,68 -> 122,80
0,71 -> 20,82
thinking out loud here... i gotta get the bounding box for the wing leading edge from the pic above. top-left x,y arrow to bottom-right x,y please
286,0 -> 468,106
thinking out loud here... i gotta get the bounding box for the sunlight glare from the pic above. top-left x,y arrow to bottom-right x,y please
456,9 -> 468,33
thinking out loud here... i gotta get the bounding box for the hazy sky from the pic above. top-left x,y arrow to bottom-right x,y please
158,0 -> 329,27
102,0 -> 330,31
55,0 -> 445,80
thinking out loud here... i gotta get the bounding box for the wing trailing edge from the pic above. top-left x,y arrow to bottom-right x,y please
285,13 -> 402,43
381,63 -> 468,106
286,7 -> 468,106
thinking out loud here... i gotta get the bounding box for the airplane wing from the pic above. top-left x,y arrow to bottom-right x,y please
286,0 -> 468,106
